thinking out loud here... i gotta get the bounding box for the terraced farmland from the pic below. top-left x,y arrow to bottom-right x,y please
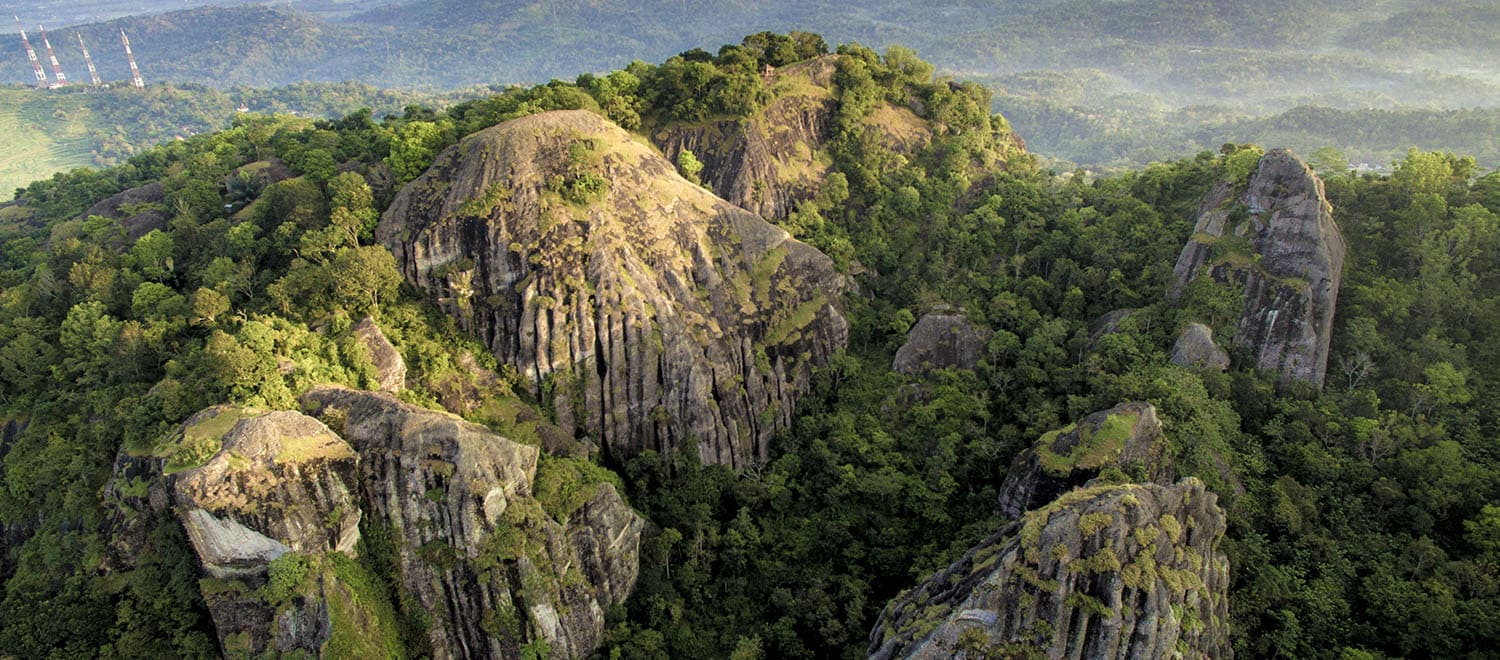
0,88 -> 96,201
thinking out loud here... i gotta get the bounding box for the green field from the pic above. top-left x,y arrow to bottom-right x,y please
0,89 -> 96,201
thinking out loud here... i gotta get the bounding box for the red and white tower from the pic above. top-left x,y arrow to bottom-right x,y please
120,28 -> 144,88
77,32 -> 101,86
14,16 -> 49,88
39,26 -> 67,87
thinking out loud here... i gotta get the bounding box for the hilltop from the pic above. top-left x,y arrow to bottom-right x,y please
0,34 -> 1496,659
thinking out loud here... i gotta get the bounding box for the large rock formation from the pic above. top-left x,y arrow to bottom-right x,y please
870,479 -> 1232,660
379,109 -> 848,467
301,386 -> 644,659
100,406 -> 370,655
1169,322 -> 1230,371
1170,149 -> 1345,387
101,389 -> 644,659
893,312 -> 991,375
997,403 -> 1172,520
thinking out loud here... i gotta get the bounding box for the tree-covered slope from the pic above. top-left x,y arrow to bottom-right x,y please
0,35 -> 1496,659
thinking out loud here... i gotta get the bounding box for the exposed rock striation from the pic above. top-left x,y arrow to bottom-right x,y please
1170,149 -> 1345,387
170,406 -> 361,577
650,56 -> 942,222
870,479 -> 1231,660
997,403 -> 1171,520
378,109 -> 848,467
101,389 -> 644,659
1169,322 -> 1230,371
893,312 -> 991,375
301,386 -> 644,659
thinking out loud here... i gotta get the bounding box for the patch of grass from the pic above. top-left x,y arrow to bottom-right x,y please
325,553 -> 406,660
763,292 -> 826,346
750,246 -> 789,303
160,407 -> 253,474
275,431 -> 355,465
1037,411 -> 1138,477
0,89 -> 94,201
532,455 -> 626,523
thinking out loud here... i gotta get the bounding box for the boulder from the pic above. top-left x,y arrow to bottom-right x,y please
82,181 -> 168,241
870,479 -> 1232,660
169,406 -> 361,576
997,403 -> 1171,520
893,312 -> 991,375
1170,149 -> 1345,387
378,109 -> 848,468
141,406 -> 363,655
352,316 -> 406,392
1169,322 -> 1230,371
1087,308 -> 1136,349
101,390 -> 644,659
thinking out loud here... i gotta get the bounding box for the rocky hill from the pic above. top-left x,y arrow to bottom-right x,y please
870,479 -> 1231,659
1171,148 -> 1345,387
378,109 -> 848,467
102,388 -> 642,658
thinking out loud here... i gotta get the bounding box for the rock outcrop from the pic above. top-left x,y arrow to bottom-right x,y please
101,388 -> 644,659
1169,322 -> 1230,371
301,386 -> 644,659
997,403 -> 1171,520
893,312 -> 991,375
650,56 -> 944,222
352,316 -> 406,392
379,109 -> 848,467
82,181 -> 168,240
870,479 -> 1231,660
1087,308 -> 1136,349
169,407 -> 361,578
1170,149 -> 1345,387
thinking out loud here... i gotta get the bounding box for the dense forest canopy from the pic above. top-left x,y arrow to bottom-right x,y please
0,32 -> 1496,659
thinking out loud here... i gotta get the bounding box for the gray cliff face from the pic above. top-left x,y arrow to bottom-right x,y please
170,407 -> 362,576
99,406 -> 363,655
1170,322 -> 1230,371
997,403 -> 1172,521
101,390 -> 643,659
378,109 -> 848,468
1170,149 -> 1345,387
652,57 -> 838,220
870,479 -> 1232,660
893,312 -> 991,375
301,386 -> 644,659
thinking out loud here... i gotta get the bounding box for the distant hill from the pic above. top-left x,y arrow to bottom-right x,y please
0,81 -> 440,199
1,0 -> 1498,174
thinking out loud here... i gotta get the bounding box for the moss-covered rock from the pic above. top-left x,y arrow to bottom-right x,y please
378,109 -> 848,467
1169,149 -> 1345,387
869,479 -> 1231,659
997,402 -> 1172,520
